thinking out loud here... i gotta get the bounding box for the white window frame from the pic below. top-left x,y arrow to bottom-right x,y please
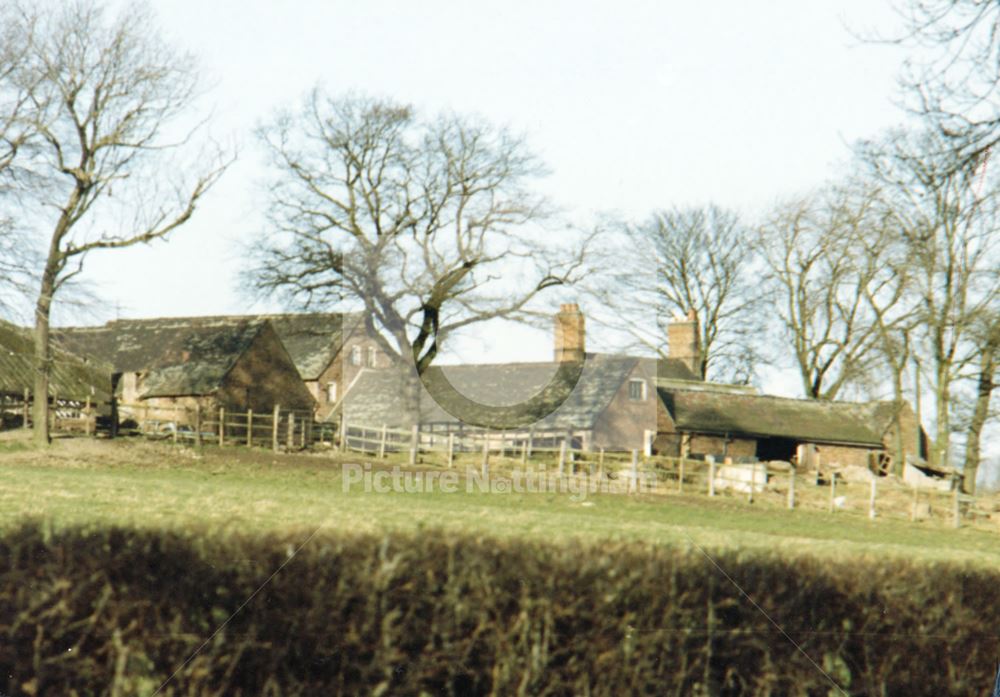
367,346 -> 377,368
628,378 -> 647,401
350,346 -> 362,366
326,381 -> 338,403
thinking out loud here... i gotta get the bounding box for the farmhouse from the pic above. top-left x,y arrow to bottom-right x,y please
335,303 -> 931,471
335,304 -> 700,450
53,318 -> 314,423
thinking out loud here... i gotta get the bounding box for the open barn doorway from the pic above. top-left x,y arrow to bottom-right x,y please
756,437 -> 797,462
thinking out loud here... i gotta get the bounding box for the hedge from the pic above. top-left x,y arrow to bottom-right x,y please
0,522 -> 997,695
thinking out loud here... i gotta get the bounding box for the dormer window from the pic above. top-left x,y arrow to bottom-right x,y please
628,379 -> 647,401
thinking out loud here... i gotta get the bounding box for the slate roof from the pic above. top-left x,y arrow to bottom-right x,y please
54,321 -> 267,397
658,388 -> 885,447
60,313 -> 350,380
0,320 -> 111,401
340,353 -> 647,430
656,358 -> 700,381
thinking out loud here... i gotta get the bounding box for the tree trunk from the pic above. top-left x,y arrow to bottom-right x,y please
962,346 -> 997,494
32,271 -> 56,446
932,365 -> 951,470
883,359 -> 905,476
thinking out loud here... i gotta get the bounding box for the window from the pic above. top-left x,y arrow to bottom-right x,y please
628,379 -> 647,401
367,346 -> 377,368
326,381 -> 338,403
350,346 -> 362,366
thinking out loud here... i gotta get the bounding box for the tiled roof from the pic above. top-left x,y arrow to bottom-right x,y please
55,321 -> 267,397
0,320 -> 111,401
60,313 -> 351,380
658,388 -> 885,447
339,353 -> 646,430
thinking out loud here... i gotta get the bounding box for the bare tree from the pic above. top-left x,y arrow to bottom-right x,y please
247,91 -> 587,415
593,206 -> 765,382
959,312 -> 999,492
757,182 -> 905,401
861,128 -> 1000,472
0,0 -> 230,444
885,0 -> 1000,169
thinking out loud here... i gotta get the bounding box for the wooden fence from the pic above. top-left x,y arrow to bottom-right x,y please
340,421 -> 975,528
1,397 -> 978,528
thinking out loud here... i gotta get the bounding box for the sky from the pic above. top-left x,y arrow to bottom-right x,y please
72,0 -> 913,383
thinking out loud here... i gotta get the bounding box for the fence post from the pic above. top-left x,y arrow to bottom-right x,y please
218,407 -> 225,446
339,413 -> 347,452
869,476 -> 877,520
520,440 -> 527,465
300,418 -> 307,449
558,440 -> 567,477
287,413 -> 295,451
630,449 -> 639,494
447,433 -> 455,468
481,439 -> 490,478
677,457 -> 685,493
272,405 -> 280,453
787,468 -> 796,509
22,388 -> 29,429
376,424 -> 387,459
952,481 -> 961,529
409,424 -> 418,465
828,473 -> 837,513
84,396 -> 92,437
707,455 -> 716,497
245,409 -> 253,447
526,430 -> 534,460
195,403 -> 203,448
748,463 -> 756,504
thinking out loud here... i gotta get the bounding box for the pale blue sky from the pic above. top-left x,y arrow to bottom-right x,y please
76,0 -> 911,382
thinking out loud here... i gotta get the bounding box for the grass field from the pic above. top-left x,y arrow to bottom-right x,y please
2,432 -> 999,568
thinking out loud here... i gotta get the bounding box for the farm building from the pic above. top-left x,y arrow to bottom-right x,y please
56,312 -> 391,418
334,304 -> 700,451
53,319 -> 314,424
333,303 -> 932,470
0,320 -> 111,426
655,386 -> 931,472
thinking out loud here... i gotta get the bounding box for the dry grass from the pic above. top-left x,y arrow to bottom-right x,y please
2,435 -> 999,569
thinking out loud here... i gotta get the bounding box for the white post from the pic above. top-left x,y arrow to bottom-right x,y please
787,468 -> 796,510
379,424 -> 387,459
643,429 -> 654,457
409,424 -> 419,465
707,455 -> 716,497
630,449 -> 639,494
447,433 -> 455,468
272,405 -> 280,453
869,476 -> 877,520
558,440 -> 567,477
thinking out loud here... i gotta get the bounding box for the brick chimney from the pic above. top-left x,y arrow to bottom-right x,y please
667,309 -> 701,378
554,303 -> 585,362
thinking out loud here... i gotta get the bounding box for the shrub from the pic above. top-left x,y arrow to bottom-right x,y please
0,522 -> 995,695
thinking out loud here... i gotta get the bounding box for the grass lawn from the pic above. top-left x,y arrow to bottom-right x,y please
2,434 -> 999,568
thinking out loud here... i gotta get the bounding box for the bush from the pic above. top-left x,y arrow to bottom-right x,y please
0,522 -> 996,695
